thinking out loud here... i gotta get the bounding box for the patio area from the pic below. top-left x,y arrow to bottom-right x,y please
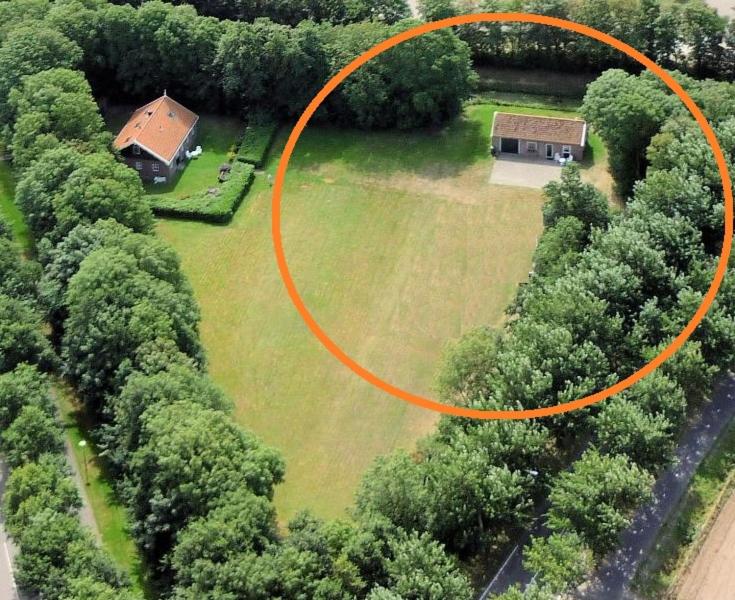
489,155 -> 564,189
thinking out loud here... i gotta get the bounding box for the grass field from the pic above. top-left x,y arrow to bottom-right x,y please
157,101 -> 611,521
56,387 -> 151,597
0,161 -> 30,250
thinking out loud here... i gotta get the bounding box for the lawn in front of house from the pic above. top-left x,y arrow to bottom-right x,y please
156,101 -> 612,521
142,114 -> 243,198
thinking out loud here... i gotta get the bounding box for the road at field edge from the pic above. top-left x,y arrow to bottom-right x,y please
479,375 -> 735,599
0,459 -> 21,600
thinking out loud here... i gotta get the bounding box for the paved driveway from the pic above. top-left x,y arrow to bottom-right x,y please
489,156 -> 563,189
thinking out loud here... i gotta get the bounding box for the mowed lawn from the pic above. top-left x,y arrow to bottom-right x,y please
157,103 -> 607,520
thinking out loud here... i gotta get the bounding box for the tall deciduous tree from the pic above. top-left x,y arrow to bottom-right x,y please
8,68 -> 109,169
2,454 -> 81,538
2,405 -> 65,468
128,400 -> 284,562
62,246 -> 201,406
547,449 -> 653,555
582,69 -> 675,196
542,164 -> 610,233
0,26 -> 82,132
523,532 -> 594,595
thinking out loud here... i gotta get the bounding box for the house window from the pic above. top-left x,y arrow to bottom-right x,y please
132,144 -> 141,155
562,145 -> 571,158
134,161 -> 142,170
152,162 -> 160,173
526,141 -> 537,153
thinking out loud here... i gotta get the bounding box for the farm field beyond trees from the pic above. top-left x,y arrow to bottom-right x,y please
157,102 -> 608,520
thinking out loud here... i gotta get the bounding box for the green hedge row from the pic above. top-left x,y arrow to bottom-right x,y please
146,161 -> 255,223
236,119 -> 279,168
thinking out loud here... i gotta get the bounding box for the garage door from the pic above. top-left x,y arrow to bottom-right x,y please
500,137 -> 519,153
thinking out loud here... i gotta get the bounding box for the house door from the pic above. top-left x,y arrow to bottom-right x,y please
500,138 -> 519,153
545,144 -> 553,159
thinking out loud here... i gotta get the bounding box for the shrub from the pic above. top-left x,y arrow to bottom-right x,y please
146,161 -> 255,223
236,117 -> 279,168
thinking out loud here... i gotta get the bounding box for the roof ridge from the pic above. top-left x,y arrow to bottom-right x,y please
495,111 -> 584,123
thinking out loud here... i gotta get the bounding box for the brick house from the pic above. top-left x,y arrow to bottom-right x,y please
490,112 -> 587,162
113,93 -> 199,182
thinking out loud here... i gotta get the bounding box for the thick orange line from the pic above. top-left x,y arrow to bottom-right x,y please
271,13 -> 733,420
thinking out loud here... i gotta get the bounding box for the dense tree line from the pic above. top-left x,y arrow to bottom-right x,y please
440,75 -> 734,596
0,218 -> 136,599
422,0 -> 735,80
125,0 -> 412,25
0,0 -> 473,129
3,1 -> 734,598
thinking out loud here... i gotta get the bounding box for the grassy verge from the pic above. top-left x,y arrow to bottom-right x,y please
55,385 -> 152,598
146,161 -> 255,223
0,161 -> 31,251
633,418 -> 735,598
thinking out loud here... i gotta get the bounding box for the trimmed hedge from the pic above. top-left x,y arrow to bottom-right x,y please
236,118 -> 279,168
146,161 -> 255,223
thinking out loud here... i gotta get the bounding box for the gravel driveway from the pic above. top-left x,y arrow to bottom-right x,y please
489,156 -> 563,189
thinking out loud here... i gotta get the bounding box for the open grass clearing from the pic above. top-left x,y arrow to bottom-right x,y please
156,102 -> 612,521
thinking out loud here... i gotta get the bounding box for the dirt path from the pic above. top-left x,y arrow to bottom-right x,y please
677,491 -> 735,600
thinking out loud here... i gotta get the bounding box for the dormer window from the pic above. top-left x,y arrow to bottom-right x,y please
132,144 -> 141,155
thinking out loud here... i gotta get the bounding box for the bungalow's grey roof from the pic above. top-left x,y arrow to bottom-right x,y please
491,112 -> 587,146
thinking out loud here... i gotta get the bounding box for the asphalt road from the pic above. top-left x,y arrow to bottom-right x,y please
578,376 -> 735,599
478,504 -> 549,599
479,375 -> 735,599
0,459 -> 20,600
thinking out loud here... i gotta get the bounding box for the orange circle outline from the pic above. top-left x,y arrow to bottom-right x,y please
271,13 -> 733,420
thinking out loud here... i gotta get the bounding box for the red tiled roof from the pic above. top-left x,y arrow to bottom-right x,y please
113,95 -> 198,165
491,112 -> 586,146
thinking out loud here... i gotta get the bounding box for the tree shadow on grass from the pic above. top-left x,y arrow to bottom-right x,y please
288,114 -> 489,180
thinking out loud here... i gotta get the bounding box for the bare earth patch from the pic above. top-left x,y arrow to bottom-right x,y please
677,491 -> 735,600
